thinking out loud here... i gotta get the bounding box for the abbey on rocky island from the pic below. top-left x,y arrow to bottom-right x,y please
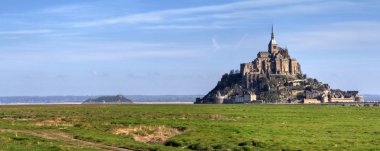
241,26 -> 301,89
195,25 -> 364,104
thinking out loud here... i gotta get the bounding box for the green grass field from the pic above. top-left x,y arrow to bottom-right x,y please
0,104 -> 379,151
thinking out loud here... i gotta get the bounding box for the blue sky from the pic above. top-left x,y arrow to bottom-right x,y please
0,0 -> 379,96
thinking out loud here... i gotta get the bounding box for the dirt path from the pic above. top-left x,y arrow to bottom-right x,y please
0,128 -> 131,151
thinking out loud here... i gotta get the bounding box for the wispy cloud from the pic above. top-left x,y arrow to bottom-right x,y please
282,21 -> 380,52
91,71 -> 109,77
0,50 -> 195,62
212,38 -> 221,50
0,41 -> 199,62
2,0 -> 356,32
72,0 -> 304,27
141,25 -> 229,30
235,34 -> 249,49
41,5 -> 91,14
38,4 -> 99,19
73,13 -> 162,27
0,29 -> 54,35
68,0 -> 358,33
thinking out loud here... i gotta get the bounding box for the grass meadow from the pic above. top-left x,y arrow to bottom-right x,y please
0,104 -> 379,151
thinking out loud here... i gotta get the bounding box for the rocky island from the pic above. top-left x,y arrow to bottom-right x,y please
196,26 -> 364,104
83,95 -> 133,104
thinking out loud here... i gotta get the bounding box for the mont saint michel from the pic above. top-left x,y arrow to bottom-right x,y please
195,26 -> 364,104
1,1 -> 380,150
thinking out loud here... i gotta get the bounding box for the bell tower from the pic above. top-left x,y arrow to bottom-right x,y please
268,25 -> 279,54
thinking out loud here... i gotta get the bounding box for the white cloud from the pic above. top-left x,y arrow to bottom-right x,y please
0,40 -> 199,62
281,21 -> 380,52
212,38 -> 221,50
0,50 -> 195,62
0,29 -> 54,35
41,5 -> 92,14
91,71 -> 109,77
68,0 -> 358,32
235,34 -> 249,49
38,4 -> 101,19
141,25 -> 229,30
72,0 -> 305,27
74,14 -> 163,27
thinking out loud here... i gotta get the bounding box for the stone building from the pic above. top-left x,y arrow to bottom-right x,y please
240,25 -> 302,89
214,91 -> 256,104
195,25 -> 364,104
303,99 -> 321,104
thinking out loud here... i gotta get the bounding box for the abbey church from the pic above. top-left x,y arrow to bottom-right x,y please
195,26 -> 364,104
241,26 -> 301,89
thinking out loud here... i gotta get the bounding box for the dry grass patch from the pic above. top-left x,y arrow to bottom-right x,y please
208,114 -> 225,120
206,114 -> 239,121
35,119 -> 73,127
113,125 -> 184,143
2,117 -> 35,121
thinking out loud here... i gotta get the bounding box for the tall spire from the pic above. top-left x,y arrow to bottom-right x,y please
269,24 -> 277,45
268,24 -> 278,54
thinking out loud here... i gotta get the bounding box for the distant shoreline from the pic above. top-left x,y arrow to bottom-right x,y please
2,101 -> 380,106
0,94 -> 378,105
0,101 -> 195,105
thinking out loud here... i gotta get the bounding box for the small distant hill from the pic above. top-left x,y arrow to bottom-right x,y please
82,95 -> 133,104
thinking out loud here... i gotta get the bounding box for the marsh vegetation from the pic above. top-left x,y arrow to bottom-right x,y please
0,104 -> 379,150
